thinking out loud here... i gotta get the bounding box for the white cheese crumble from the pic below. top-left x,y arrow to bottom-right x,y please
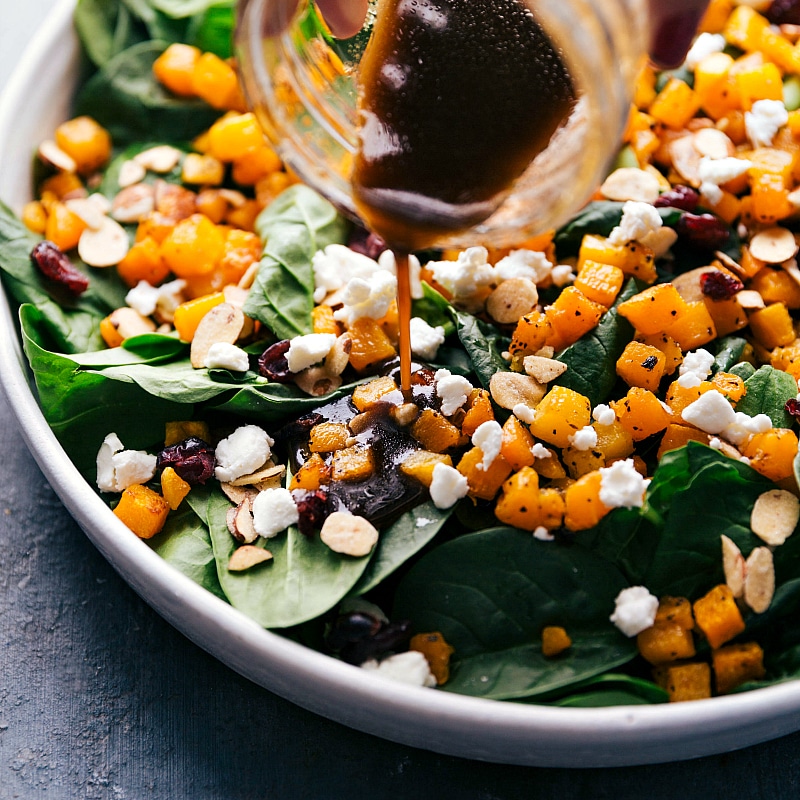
435,369 -> 473,416
698,156 -> 753,205
678,348 -> 715,387
361,651 -> 437,687
550,264 -> 577,287
472,420 -> 503,471
608,201 -> 663,245
513,403 -> 536,424
709,437 -> 723,450
378,249 -> 424,299
204,342 -> 250,372
568,425 -> 598,451
251,487 -> 299,539
683,32 -> 726,70
533,526 -> 555,542
409,316 -> 446,360
214,425 -> 274,483
333,270 -> 398,326
494,249 -> 553,283
125,281 -> 160,317
96,433 -> 157,493
286,333 -> 337,373
722,411 -> 773,445
599,459 -> 650,509
610,586 -> 659,637
745,99 -> 789,148
429,462 -> 470,509
680,390 -> 736,434
592,404 -> 616,426
428,247 -> 495,300
311,244 -> 379,303
531,443 -> 552,459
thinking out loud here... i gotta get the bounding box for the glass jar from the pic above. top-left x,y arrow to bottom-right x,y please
235,0 -> 648,248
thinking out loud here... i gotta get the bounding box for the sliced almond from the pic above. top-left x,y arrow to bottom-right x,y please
715,439 -> 744,461
782,258 -> 800,290
714,250 -> 746,278
134,145 -> 182,173
749,226 -> 798,264
38,139 -> 77,173
523,355 -> 568,383
228,545 -> 273,572
295,366 -> 342,396
229,462 -> 285,487
391,402 -> 420,427
693,128 -> 735,159
106,307 -> 157,340
237,261 -> 261,291
190,303 -> 245,368
486,278 -> 539,324
222,284 -> 249,308
118,160 -> 147,188
65,197 -> 107,230
235,500 -> 259,543
721,534 -> 745,599
743,546 -> 775,614
87,192 -> 112,215
534,345 -> 555,358
324,333 -> 352,377
218,188 -> 248,208
751,489 -> 800,546
489,372 -> 546,411
669,135 -> 701,186
320,511 -> 379,557
672,266 -> 718,303
600,167 -> 661,203
78,216 -> 130,267
220,482 -> 259,506
735,289 -> 765,309
112,183 -> 155,223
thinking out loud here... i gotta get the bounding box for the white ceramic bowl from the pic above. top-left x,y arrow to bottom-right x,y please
3,0 -> 800,767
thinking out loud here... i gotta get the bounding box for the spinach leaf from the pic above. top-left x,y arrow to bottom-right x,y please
547,674 -> 668,706
147,504 -> 226,599
75,0 -> 148,68
393,528 -> 636,700
185,2 -> 235,58
451,310 -> 508,389
710,335 -> 747,374
244,185 -> 347,339
553,278 -> 639,407
196,486 -> 371,629
551,689 -> 657,707
736,365 -> 796,428
66,332 -> 187,366
352,502 -> 452,596
729,361 -> 756,381
414,283 -> 455,337
75,41 -> 221,146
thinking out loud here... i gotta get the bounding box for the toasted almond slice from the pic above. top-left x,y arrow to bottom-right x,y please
715,439 -> 744,461
190,302 -> 245,369
118,160 -> 147,188
671,266 -> 717,303
38,139 -> 77,173
320,511 -> 379,557
234,500 -> 259,543
112,183 -> 155,223
134,145 -> 182,173
721,534 -> 745,599
693,128 -> 735,159
65,197 -> 106,230
78,216 -> 130,267
489,372 -> 546,411
735,289 -> 765,309
714,250 -> 746,277
218,188 -> 248,208
523,355 -> 568,383
324,333 -> 352,377
486,278 -> 539,324
229,462 -> 286,487
751,489 -> 800,546
749,226 -> 798,264
220,482 -> 259,505
600,167 -> 661,203
391,402 -> 420,427
782,258 -> 800,290
237,261 -> 261,290
223,284 -> 249,308
87,192 -> 112,215
106,307 -> 157,340
669,135 -> 701,186
295,366 -> 342,396
534,346 -> 555,358
228,545 -> 273,571
743,546 -> 775,614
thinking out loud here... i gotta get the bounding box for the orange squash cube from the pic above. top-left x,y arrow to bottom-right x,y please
637,332 -> 683,375
153,43 -> 202,97
741,427 -> 799,482
654,662 -> 712,702
173,291 -> 225,342
461,389 -> 495,437
207,112 -> 266,162
161,214 -> 226,278
309,422 -> 350,453
400,451 -> 453,487
289,453 -> 331,491
748,302 -> 796,350
509,310 -> 552,357
331,444 -> 375,482
637,622 -> 696,665
411,409 -> 463,453
494,466 -> 541,530
409,632 -> 455,685
160,466 -> 191,511
656,596 -> 694,630
693,585 -> 746,649
544,286 -> 606,351
117,236 -> 171,288
593,420 -> 635,461
610,387 -> 672,441
649,78 -> 702,129
54,116 -> 112,175
191,53 -> 239,110
616,341 -> 666,392
541,626 -> 572,658
564,470 -> 610,531
656,423 -> 710,458
113,483 -> 170,539
500,415 -> 537,471
617,283 -> 688,336
348,317 -> 396,372
712,642 -> 766,694
574,260 -> 624,307
352,376 -> 399,411
312,304 -> 340,335
662,301 -> 717,351
528,386 -> 592,449
457,447 -> 512,501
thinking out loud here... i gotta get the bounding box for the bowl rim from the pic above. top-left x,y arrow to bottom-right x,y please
3,0 -> 800,768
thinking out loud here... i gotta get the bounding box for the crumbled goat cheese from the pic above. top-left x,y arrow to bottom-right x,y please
569,425 -> 598,451
312,244 -> 379,303
681,390 -> 736,434
409,316 -> 446,360
683,32 -> 726,70
286,333 -> 337,373
599,459 -> 650,509
472,420 -> 503,471
676,372 -> 703,389
608,201 -> 663,245
533,526 -> 555,542
361,651 -> 437,687
722,411 -> 773,445
126,281 -> 160,317
531,443 -> 552,459
154,279 -> 187,321
96,433 -> 157,493
698,156 -> 753,205
435,369 -> 473,416
513,403 -> 536,424
709,437 -> 723,450
252,487 -> 299,539
592,404 -> 616,426
214,425 -> 273,483
333,270 -> 397,326
378,249 -> 424,299
551,264 -> 576,287
679,349 -> 715,382
429,462 -> 470,509
610,586 -> 659,637
428,247 -> 495,300
494,249 -> 553,283
204,342 -> 250,372
745,99 -> 789,148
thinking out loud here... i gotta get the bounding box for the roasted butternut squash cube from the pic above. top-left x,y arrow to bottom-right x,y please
637,622 -> 696,665
160,466 -> 191,511
528,386 -> 592,449
348,317 -> 396,372
662,301 -> 717,351
735,61 -> 783,110
657,423 -> 710,459
693,584 -> 746,649
649,78 -> 702,129
618,284 -> 688,336
712,642 -> 766,694
664,379 -> 713,417
164,420 -> 211,447
574,260 -> 624,307
653,662 -> 712,702
173,292 -> 225,342
704,296 -> 749,337
532,447 -> 567,480
655,596 -> 694,630
400,450 -> 453,487
750,268 -> 800,310
509,310 -> 552,357
610,387 -> 672,441
113,484 -> 170,539
544,286 -> 605,350
616,341 -> 667,392
352,375 -> 399,411
562,446 -> 605,479
409,632 -> 455,685
411,409 -> 463,453
331,445 -> 375,482
637,332 -> 683,375
593,420 -> 635,461
541,626 -> 572,658
710,371 -> 746,402
579,235 -> 657,282
461,389 -> 495,437
289,453 -> 331,490
494,466 -> 541,530
771,340 -> 800,381
537,488 -> 566,529
564,470 -> 611,531
457,447 -> 512,501
741,427 -> 799,482
694,52 -> 738,119
500,415 -> 537,471
309,422 -> 350,453
312,304 -> 341,335
748,302 -> 796,350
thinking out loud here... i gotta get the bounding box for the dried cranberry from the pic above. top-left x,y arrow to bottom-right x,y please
347,226 -> 387,260
339,620 -> 412,665
675,212 -> 731,251
31,241 -> 89,295
157,437 -> 215,484
272,412 -> 324,443
766,0 -> 800,25
257,340 -> 292,382
700,270 -> 744,301
292,488 -> 330,536
786,398 -> 800,419
325,611 -> 383,651
653,185 -> 699,212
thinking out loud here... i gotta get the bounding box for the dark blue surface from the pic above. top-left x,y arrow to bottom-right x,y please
2,389 -> 800,799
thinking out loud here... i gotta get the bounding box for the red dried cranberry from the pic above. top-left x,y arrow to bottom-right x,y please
292,488 -> 330,537
347,226 -> 387,260
700,271 -> 744,301
258,340 -> 292,382
157,437 -> 215,484
325,611 -> 383,650
653,185 -> 699,212
272,412 -> 324,443
786,398 -> 800,419
766,0 -> 800,25
31,241 -> 89,295
338,620 -> 412,665
676,213 -> 731,251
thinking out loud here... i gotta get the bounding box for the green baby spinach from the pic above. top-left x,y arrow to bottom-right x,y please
735,365 -> 797,428
451,309 -> 509,389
